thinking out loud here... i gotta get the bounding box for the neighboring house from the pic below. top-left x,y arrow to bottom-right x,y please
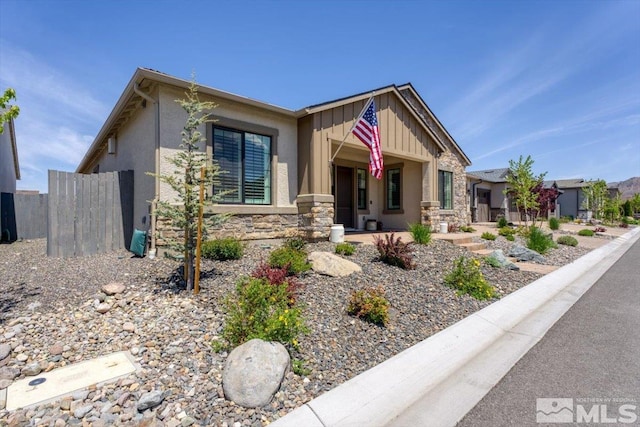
466,168 -> 515,222
554,179 -> 589,220
467,168 -> 609,222
0,117 -> 20,242
76,68 -> 471,250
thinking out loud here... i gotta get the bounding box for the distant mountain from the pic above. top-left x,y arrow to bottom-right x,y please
610,177 -> 640,200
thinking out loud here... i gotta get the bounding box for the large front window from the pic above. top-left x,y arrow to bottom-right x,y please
439,170 -> 453,210
213,127 -> 271,204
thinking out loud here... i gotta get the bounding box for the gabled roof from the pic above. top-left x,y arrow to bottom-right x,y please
467,168 -> 511,183
78,68 -> 468,172
396,83 -> 472,166
297,83 -> 447,153
77,68 -> 296,172
555,178 -> 588,189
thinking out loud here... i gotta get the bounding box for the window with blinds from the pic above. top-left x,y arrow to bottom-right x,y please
213,127 -> 271,205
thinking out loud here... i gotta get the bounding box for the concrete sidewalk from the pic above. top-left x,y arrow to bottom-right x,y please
270,226 -> 640,427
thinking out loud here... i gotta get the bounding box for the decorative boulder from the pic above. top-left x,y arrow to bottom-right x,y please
507,244 -> 546,264
223,339 -> 290,408
487,249 -> 520,271
101,282 -> 125,295
308,251 -> 362,277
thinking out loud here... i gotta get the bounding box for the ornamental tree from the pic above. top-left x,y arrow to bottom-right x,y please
581,179 -> 608,220
504,155 -> 546,228
0,88 -> 20,134
530,183 -> 560,226
152,78 -> 229,291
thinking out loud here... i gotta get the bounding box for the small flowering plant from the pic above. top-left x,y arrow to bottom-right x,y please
215,277 -> 308,351
444,257 -> 497,300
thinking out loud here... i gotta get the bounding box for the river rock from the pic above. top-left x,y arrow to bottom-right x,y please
137,390 -> 165,411
223,339 -> 290,408
0,344 -> 11,361
101,282 -> 125,295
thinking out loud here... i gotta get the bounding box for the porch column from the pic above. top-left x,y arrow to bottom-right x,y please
420,161 -> 440,227
297,194 -> 334,241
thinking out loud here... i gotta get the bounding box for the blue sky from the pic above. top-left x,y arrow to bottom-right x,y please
1,0 -> 639,193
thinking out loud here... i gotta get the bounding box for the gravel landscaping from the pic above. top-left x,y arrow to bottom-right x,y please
0,233 -> 608,426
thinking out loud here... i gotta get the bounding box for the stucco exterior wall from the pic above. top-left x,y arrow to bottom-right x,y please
85,94 -> 156,232
157,85 -> 298,209
0,122 -> 18,194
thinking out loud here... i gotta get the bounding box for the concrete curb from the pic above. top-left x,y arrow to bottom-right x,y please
270,227 -> 640,427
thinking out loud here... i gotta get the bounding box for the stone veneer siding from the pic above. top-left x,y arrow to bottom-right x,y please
156,213 -> 300,245
155,196 -> 335,244
296,194 -> 334,242
400,89 -> 471,227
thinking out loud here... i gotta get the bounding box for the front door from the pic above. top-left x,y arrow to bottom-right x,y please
335,166 -> 354,228
477,190 -> 490,222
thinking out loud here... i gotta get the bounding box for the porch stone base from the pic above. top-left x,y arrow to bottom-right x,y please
297,194 -> 335,242
421,201 -> 440,228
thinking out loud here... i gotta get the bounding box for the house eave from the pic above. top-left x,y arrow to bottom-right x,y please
76,67 -> 298,174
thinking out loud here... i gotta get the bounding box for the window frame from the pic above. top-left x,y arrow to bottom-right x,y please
357,168 -> 368,211
439,169 -> 453,210
212,125 -> 273,206
384,164 -> 404,214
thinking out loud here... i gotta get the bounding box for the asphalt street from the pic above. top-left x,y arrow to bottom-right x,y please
457,237 -> 640,427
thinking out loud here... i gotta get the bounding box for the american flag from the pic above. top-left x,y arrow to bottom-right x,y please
352,99 -> 383,180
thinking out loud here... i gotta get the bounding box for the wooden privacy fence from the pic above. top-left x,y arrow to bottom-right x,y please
47,170 -> 134,257
15,193 -> 48,239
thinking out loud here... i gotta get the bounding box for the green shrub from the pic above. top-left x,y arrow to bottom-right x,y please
444,257 -> 496,300
201,238 -> 244,261
481,232 -> 497,241
497,217 -> 508,228
498,226 -> 516,237
578,229 -> 595,237
335,242 -> 356,256
269,247 -> 311,275
556,235 -> 578,247
559,216 -> 573,223
549,217 -> 560,231
292,358 -> 311,376
527,226 -> 556,254
217,277 -> 308,350
283,236 -> 307,251
373,233 -> 416,269
505,234 -> 515,242
347,286 -> 390,326
251,262 -> 301,304
408,222 -> 432,245
460,225 -> 475,233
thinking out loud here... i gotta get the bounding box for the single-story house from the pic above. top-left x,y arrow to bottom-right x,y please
76,68 -> 471,250
466,168 -> 515,222
0,117 -> 20,242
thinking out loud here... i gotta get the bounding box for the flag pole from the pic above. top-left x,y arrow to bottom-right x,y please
329,93 -> 375,164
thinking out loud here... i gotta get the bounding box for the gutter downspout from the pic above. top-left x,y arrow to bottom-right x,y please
471,179 -> 482,223
133,83 -> 160,255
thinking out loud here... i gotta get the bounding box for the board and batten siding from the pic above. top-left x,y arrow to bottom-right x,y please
298,91 -> 440,196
